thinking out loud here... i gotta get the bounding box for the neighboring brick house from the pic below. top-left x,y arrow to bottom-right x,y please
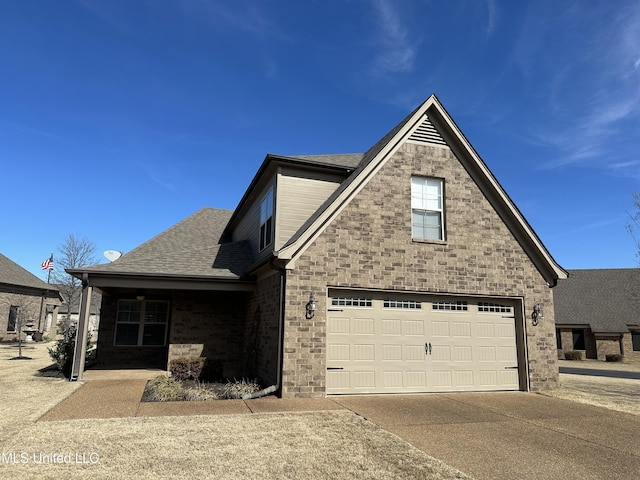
68,95 -> 567,396
554,268 -> 640,361
55,287 -> 102,339
0,253 -> 62,339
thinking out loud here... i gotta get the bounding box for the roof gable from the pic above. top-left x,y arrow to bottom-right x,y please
276,94 -> 567,285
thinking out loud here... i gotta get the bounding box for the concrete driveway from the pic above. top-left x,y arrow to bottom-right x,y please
334,392 -> 640,480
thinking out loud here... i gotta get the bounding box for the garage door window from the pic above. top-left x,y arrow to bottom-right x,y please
383,299 -> 422,309
478,302 -> 513,314
432,301 -> 468,311
331,296 -> 372,307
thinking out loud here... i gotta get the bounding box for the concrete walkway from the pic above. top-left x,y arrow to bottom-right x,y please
41,375 -> 640,480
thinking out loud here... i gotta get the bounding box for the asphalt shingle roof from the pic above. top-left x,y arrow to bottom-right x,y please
0,253 -> 56,291
80,208 -> 253,279
554,268 -> 640,333
288,153 -> 365,169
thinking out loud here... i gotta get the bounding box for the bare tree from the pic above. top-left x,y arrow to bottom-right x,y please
627,192 -> 640,265
51,233 -> 99,323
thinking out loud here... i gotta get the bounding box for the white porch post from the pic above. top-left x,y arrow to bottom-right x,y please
70,276 -> 92,381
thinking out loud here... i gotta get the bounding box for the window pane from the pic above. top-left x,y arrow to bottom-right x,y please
411,177 -> 427,209
7,306 -> 18,332
412,210 -> 442,240
115,323 -> 139,345
145,302 -> 168,323
425,179 -> 442,209
632,331 -> 640,352
142,324 -> 166,346
572,329 -> 585,350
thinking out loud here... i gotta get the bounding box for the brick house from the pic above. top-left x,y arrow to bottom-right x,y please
0,253 -> 62,339
554,268 -> 640,361
68,95 -> 567,396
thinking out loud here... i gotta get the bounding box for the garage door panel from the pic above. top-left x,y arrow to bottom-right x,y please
353,317 -> 375,334
454,370 -> 474,387
403,319 -> 424,335
353,344 -> 375,361
478,370 -> 498,386
452,345 -> 473,361
405,370 -> 427,387
478,346 -> 496,362
432,345 -> 451,361
452,322 -> 471,337
382,344 -> 402,361
477,322 -> 495,338
352,371 -> 376,388
431,321 -> 450,336
382,319 -> 401,335
328,316 -> 351,334
327,344 -> 350,362
433,370 -> 453,388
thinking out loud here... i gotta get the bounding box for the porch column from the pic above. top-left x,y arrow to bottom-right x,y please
70,278 -> 92,381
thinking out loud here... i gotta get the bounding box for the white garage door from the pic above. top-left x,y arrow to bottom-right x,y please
326,292 -> 520,394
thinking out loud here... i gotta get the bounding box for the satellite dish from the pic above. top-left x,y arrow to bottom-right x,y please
104,250 -> 123,262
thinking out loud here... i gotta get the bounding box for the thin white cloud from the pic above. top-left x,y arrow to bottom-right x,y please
484,0 -> 499,39
369,0 -> 417,76
517,2 -> 640,177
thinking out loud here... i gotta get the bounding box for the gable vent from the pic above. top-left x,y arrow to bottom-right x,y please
408,115 -> 447,146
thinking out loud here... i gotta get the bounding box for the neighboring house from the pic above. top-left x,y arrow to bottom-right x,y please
0,253 -> 63,339
554,268 -> 640,361
55,287 -> 102,339
68,95 -> 567,396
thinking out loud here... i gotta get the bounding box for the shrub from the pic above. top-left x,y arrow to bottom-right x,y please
169,357 -> 206,381
605,354 -> 624,362
564,350 -> 583,360
47,324 -> 94,378
217,378 -> 262,400
183,382 -> 219,401
146,376 -> 185,402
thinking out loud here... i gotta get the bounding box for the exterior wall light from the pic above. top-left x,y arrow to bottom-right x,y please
532,302 -> 543,326
305,293 -> 317,319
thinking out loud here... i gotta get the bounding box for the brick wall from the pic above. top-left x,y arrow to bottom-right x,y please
244,272 -> 282,386
281,142 -> 559,397
168,290 -> 248,378
594,336 -> 623,360
0,289 -> 59,341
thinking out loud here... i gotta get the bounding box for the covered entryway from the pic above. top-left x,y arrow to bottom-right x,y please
326,290 -> 523,394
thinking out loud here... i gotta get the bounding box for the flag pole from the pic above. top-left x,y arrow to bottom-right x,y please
37,252 -> 53,332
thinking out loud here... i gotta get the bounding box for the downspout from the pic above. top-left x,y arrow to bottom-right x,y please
243,257 -> 286,399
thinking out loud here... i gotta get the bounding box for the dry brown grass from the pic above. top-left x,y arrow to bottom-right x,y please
0,342 -> 472,480
542,373 -> 640,416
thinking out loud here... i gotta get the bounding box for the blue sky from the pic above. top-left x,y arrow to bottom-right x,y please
1,0 -> 639,280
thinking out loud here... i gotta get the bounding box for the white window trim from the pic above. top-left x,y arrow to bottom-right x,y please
411,176 -> 445,241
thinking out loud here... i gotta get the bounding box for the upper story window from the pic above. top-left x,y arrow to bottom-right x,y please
259,188 -> 274,251
411,177 -> 444,241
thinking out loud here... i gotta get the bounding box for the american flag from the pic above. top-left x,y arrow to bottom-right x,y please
40,255 -> 54,271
